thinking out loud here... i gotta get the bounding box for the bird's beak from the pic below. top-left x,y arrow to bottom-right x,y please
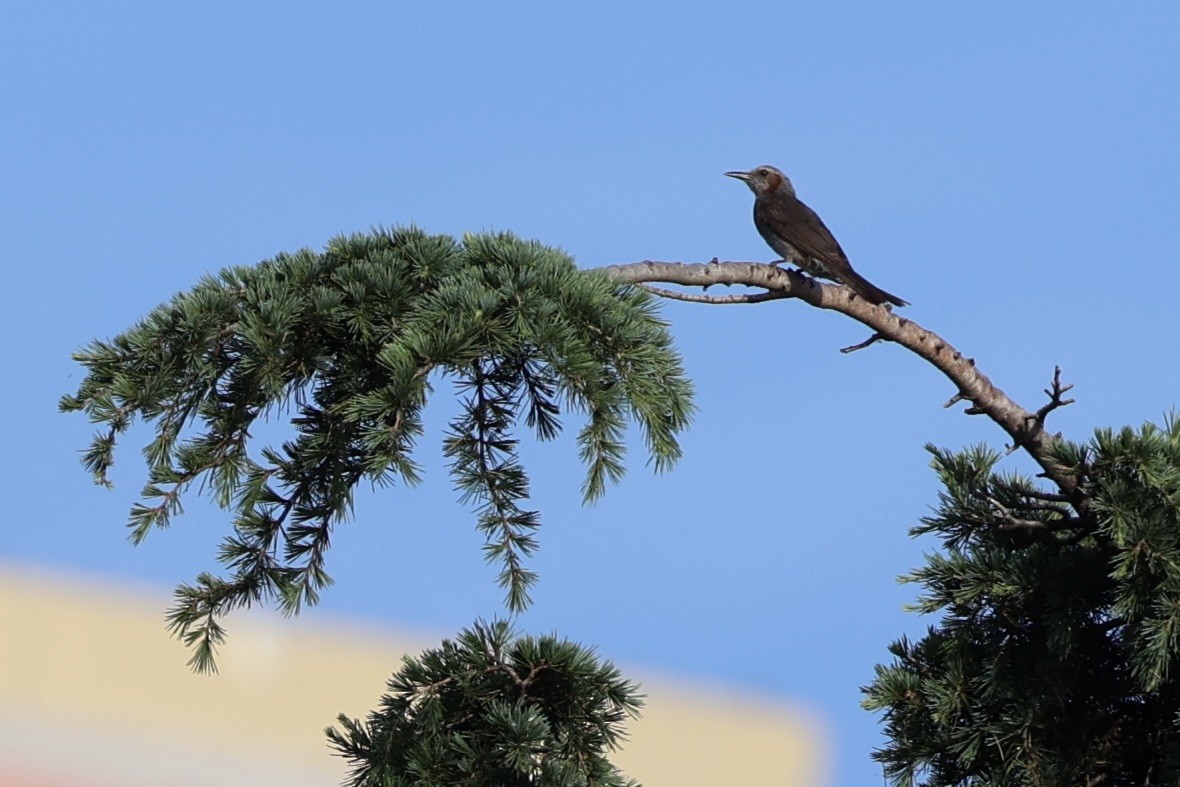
724,170 -> 750,182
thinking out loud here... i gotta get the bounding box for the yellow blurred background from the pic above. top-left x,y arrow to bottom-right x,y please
0,563 -> 825,786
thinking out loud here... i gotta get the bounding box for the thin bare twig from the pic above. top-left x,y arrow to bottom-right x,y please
1019,500 -> 1072,515
840,333 -> 886,354
986,497 -> 1081,534
994,480 -> 1070,503
637,284 -> 787,305
1031,365 -> 1076,428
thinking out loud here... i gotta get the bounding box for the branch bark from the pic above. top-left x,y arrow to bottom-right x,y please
596,260 -> 1085,505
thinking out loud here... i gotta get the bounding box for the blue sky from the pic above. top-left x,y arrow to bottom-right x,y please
4,3 -> 1180,784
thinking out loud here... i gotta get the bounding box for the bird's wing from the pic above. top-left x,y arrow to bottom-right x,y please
756,196 -> 850,266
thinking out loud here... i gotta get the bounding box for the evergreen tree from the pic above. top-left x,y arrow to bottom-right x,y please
327,620 -> 642,787
864,420 -> 1180,785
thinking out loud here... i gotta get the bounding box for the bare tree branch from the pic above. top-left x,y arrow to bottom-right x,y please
595,259 -> 1086,504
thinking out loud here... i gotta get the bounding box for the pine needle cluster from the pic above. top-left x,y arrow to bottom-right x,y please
864,417 -> 1180,785
61,228 -> 693,671
327,620 -> 643,787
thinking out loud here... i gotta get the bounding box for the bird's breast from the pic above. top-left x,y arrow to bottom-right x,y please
753,213 -> 802,262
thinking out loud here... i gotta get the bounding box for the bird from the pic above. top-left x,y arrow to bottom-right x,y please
725,165 -> 909,307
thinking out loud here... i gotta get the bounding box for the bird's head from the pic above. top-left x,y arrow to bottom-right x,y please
724,165 -> 794,197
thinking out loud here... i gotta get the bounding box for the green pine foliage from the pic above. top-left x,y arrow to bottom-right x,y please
60,228 -> 693,671
864,417 -> 1180,785
326,620 -> 643,787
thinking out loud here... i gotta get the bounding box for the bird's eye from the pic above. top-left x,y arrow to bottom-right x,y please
757,168 -> 768,177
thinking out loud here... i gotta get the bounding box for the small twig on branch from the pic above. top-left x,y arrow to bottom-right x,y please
637,284 -> 787,305
1097,617 -> 1125,632
840,333 -> 886,354
986,497 -> 1082,534
943,392 -> 966,409
1031,365 -> 1076,427
1020,500 -> 1073,515
994,480 -> 1070,503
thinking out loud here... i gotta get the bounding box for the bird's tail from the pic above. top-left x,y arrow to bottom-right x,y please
844,270 -> 909,308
